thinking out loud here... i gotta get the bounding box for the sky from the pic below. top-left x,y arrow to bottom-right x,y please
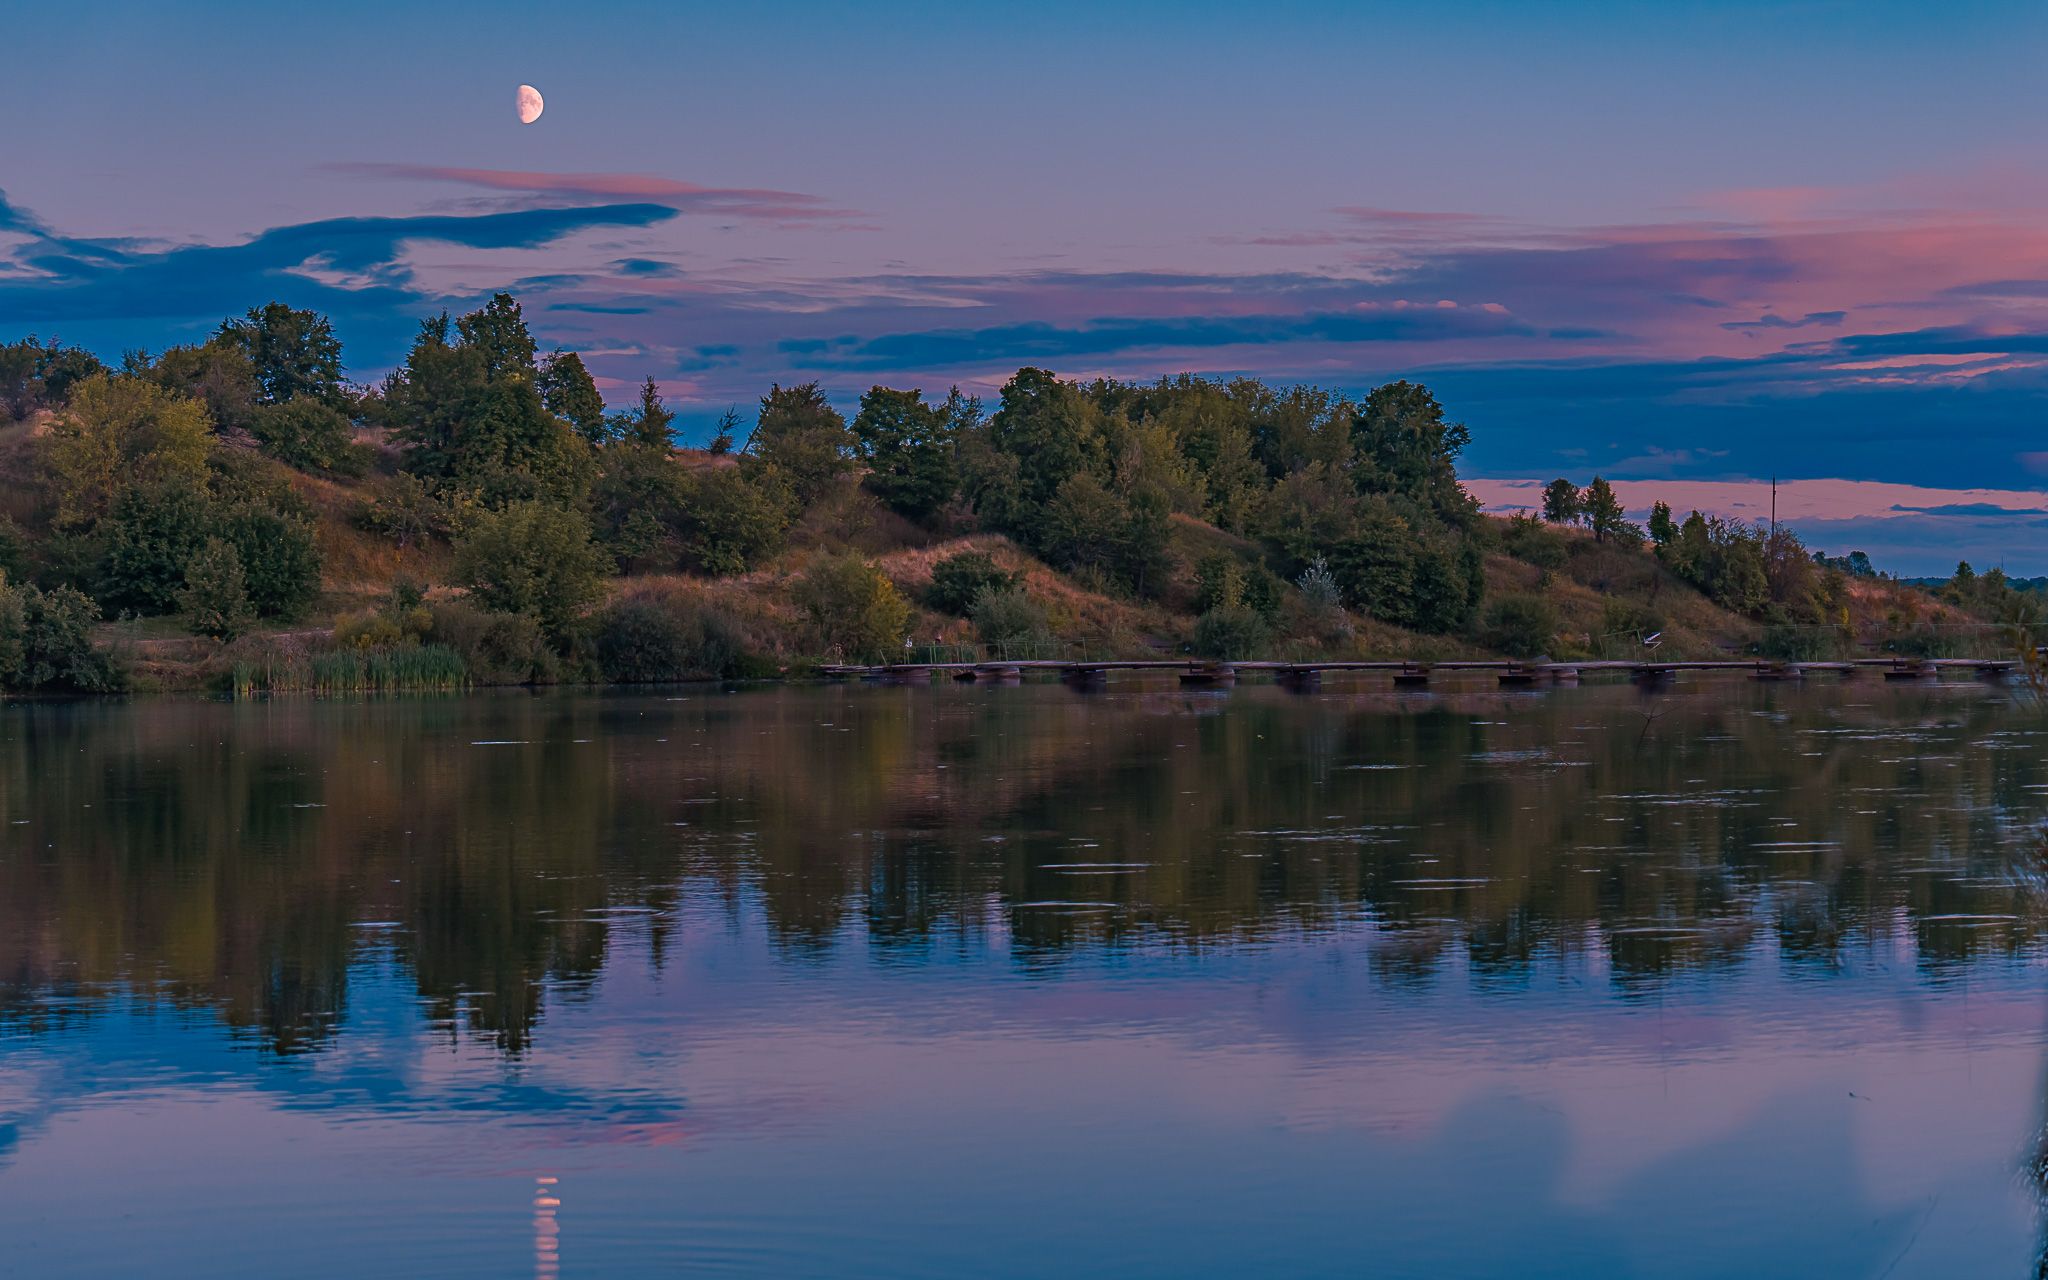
6,0 -> 2048,572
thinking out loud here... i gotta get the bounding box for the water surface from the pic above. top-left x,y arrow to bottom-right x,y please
3,679 -> 2046,1277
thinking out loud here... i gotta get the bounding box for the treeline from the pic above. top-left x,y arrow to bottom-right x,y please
2,291 -> 1978,689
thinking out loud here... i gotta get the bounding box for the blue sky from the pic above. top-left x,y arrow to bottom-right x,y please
7,1 -> 2048,570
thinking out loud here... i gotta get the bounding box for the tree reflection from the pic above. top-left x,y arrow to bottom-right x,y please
0,681 -> 2044,1058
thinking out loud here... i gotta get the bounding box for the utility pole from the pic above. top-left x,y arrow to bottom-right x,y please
1770,475 -> 1777,541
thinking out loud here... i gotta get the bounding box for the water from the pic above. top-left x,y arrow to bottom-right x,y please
2,678 -> 2046,1277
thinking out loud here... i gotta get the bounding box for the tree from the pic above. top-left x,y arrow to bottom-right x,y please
98,478 -> 218,613
249,399 -> 362,473
1648,500 -> 1677,550
1541,479 -> 1584,526
624,376 -> 674,451
1583,476 -> 1626,544
750,382 -> 850,505
794,555 -> 910,661
850,385 -> 966,521
673,463 -> 794,576
383,296 -> 592,505
219,303 -> 344,406
218,502 -> 321,619
927,551 -> 1019,616
178,537 -> 254,640
0,577 -> 122,692
708,408 -> 739,456
1480,596 -> 1558,658
43,375 -> 213,527
150,337 -> 260,432
981,368 -> 1108,543
538,351 -> 606,444
453,502 -> 609,640
1351,381 -> 1475,522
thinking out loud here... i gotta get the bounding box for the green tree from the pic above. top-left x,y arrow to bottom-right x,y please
538,351 -> 607,444
980,368 -> 1108,543
150,337 -> 260,432
218,503 -> 321,619
1541,479 -> 1583,525
1480,595 -> 1558,658
249,399 -> 362,473
624,376 -> 674,451
927,551 -> 1019,616
219,303 -> 344,406
750,382 -> 850,505
178,537 -> 254,640
1583,476 -> 1626,544
99,478 -> 218,613
794,555 -> 910,661
1351,381 -> 1474,522
0,577 -> 122,691
1648,500 -> 1677,550
851,385 -> 966,521
673,463 -> 794,576
453,502 -> 610,640
43,375 -> 214,527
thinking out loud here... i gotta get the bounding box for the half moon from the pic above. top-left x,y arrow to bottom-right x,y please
516,84 -> 544,125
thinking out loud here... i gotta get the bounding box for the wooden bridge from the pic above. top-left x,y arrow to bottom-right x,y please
818,656 -> 2023,689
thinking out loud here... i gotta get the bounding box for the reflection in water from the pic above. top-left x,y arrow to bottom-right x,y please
0,679 -> 2045,1276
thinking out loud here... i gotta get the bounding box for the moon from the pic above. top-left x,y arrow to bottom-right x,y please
516,84 -> 544,125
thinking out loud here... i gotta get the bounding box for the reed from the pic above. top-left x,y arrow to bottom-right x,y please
232,645 -> 470,695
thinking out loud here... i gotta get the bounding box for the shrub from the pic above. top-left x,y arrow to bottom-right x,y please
929,550 -> 1019,616
99,478 -> 215,613
1480,595 -> 1557,659
675,463 -> 793,576
1192,606 -> 1273,659
1295,557 -> 1342,610
0,579 -> 124,692
218,504 -> 321,620
971,587 -> 1052,650
452,502 -> 609,640
249,400 -> 366,474
795,555 -> 910,661
1759,624 -> 1841,661
1501,513 -> 1567,572
595,597 -> 748,682
1598,598 -> 1664,642
178,537 -> 254,640
426,601 -> 558,684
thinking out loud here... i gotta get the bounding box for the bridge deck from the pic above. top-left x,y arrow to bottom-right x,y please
818,655 -> 2023,681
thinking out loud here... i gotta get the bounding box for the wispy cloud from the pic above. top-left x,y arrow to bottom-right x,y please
327,164 -> 864,225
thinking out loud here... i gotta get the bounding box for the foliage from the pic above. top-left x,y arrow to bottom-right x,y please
219,303 -> 345,406
1480,595 -> 1558,658
1501,512 -> 1567,572
249,399 -> 364,473
453,501 -> 609,640
1541,479 -> 1583,525
750,382 -> 850,505
1040,472 -> 1172,596
623,376 -> 674,451
178,538 -> 255,640
1648,501 -> 1677,550
425,601 -> 558,684
1191,606 -> 1272,659
674,462 -> 794,576
43,374 -> 213,527
794,555 -> 910,661
971,587 -> 1052,649
382,295 -> 593,505
0,336 -> 106,421
149,337 -> 260,432
595,596 -> 748,682
0,577 -> 123,692
1350,381 -> 1476,524
354,473 -> 455,551
927,550 -> 1019,616
99,478 -> 217,613
538,351 -> 607,444
1295,556 -> 1342,610
851,385 -> 968,521
1583,477 -> 1627,544
1663,511 -> 1770,615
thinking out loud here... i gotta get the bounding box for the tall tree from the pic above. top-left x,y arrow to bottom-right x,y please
749,382 -> 850,504
1540,479 -> 1584,525
1647,500 -> 1677,550
850,385 -> 967,521
1583,476 -> 1626,544
1351,381 -> 1475,522
626,377 -> 674,451
218,303 -> 344,406
538,351 -> 606,444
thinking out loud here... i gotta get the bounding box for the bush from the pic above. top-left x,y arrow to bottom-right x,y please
795,555 -> 910,661
675,463 -> 793,576
1295,557 -> 1342,610
99,478 -> 215,613
928,550 -> 1020,616
426,600 -> 558,684
1598,598 -> 1664,642
1760,624 -> 1841,661
595,597 -> 748,682
971,587 -> 1052,650
1501,513 -> 1567,572
0,579 -> 124,692
249,400 -> 366,474
452,502 -> 609,640
218,504 -> 321,620
178,537 -> 254,640
1192,606 -> 1273,659
1480,595 -> 1557,658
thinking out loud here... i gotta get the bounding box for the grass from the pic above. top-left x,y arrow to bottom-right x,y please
231,644 -> 469,695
